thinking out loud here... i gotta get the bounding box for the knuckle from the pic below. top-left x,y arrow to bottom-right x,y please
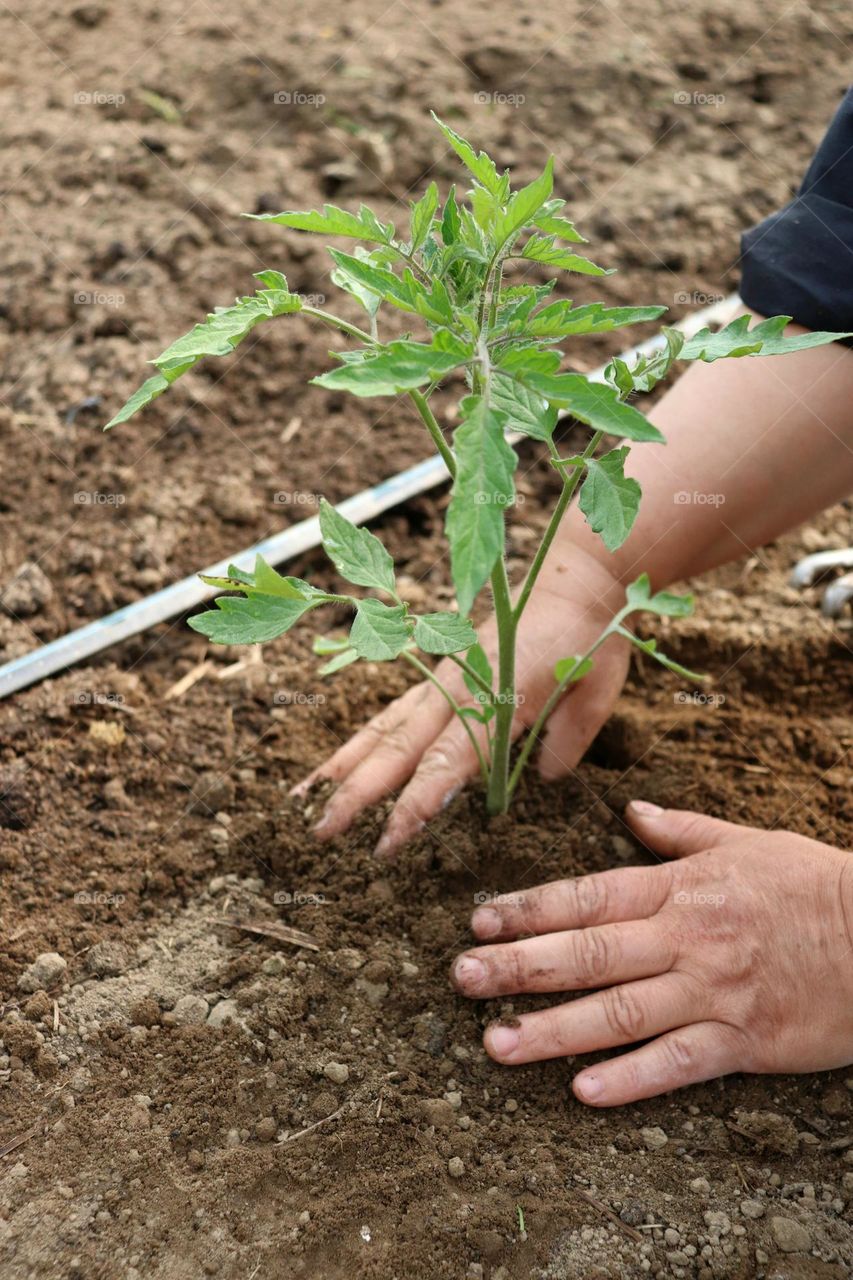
571,927 -> 612,986
659,1031 -> 697,1074
572,874 -> 609,925
601,986 -> 646,1041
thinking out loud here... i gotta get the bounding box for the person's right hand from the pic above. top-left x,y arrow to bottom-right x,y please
292,546 -> 631,856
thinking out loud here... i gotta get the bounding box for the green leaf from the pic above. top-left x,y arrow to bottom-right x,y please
326,249 -> 454,325
554,655 -> 594,683
318,647 -> 359,675
431,112 -> 508,198
312,336 -> 468,397
528,302 -> 667,340
313,634 -> 351,655
522,372 -> 665,443
253,554 -> 314,599
440,185 -> 462,245
578,447 -> 641,551
105,369 -> 177,429
152,277 -> 302,371
319,499 -> 396,594
625,573 -> 693,618
679,314 -> 853,363
493,159 -> 554,249
607,328 -> 684,396
413,612 -> 478,655
331,246 -> 383,318
349,599 -> 412,661
446,395 -> 517,615
246,202 -> 394,244
410,182 -> 439,250
463,642 -> 493,702
618,631 -> 703,682
520,234 -> 612,276
188,593 -> 315,645
490,371 -> 557,443
532,208 -> 586,243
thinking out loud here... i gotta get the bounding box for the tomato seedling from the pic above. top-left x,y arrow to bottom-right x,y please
107,112 -> 850,815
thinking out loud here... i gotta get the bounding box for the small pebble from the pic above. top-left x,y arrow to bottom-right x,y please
640,1125 -> 668,1151
770,1216 -> 811,1253
18,952 -> 66,993
448,1157 -> 465,1178
255,1117 -> 277,1142
740,1199 -> 764,1220
323,1062 -> 349,1085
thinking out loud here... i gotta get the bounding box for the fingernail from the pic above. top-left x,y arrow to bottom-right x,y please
574,1072 -> 603,1102
452,955 -> 485,990
290,777 -> 312,797
487,1023 -> 521,1058
472,906 -> 501,938
312,811 -> 335,837
628,799 -> 663,817
373,830 -> 395,859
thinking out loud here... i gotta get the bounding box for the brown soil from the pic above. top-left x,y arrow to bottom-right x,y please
1,2 -> 852,1278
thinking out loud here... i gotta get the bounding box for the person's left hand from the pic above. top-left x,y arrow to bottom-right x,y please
451,802 -> 853,1105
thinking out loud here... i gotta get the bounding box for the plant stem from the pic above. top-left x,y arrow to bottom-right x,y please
409,388 -> 456,477
447,654 -> 493,701
512,430 -> 603,625
506,607 -> 629,802
402,652 -> 489,785
301,306 -> 373,345
484,559 -> 517,815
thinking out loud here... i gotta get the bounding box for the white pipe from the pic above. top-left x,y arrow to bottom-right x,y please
0,293 -> 741,699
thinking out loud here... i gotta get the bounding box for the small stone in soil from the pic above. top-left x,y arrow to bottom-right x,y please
770,1216 -> 811,1253
740,1198 -> 765,1219
640,1125 -> 668,1151
170,994 -> 210,1026
448,1157 -> 465,1178
18,952 -> 66,992
255,1117 -> 277,1142
323,1062 -> 349,1085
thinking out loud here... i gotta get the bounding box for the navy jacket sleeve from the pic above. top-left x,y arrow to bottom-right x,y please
739,88 -> 853,338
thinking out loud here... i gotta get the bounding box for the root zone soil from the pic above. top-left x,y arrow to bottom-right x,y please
1,1 -> 852,1277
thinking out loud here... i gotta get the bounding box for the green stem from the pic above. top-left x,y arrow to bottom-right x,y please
409,388 -> 456,478
512,430 -> 603,625
484,559 -> 517,815
506,607 -> 629,802
447,653 -> 493,701
402,651 -> 489,785
301,306 -> 373,345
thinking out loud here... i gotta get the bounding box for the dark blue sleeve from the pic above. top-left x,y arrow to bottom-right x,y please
739,87 -> 853,337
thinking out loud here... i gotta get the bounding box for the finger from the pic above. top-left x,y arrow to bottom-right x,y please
573,1021 -> 744,1106
374,710 -> 494,856
470,864 -> 673,942
451,917 -> 674,997
483,972 -> 701,1064
311,685 -> 457,840
290,680 -> 438,797
625,800 -> 751,858
538,639 -> 630,781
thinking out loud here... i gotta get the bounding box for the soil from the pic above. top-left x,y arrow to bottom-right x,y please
1,2 -> 852,1278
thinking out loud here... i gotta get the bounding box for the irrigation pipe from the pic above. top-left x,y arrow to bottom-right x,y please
0,292 -> 740,700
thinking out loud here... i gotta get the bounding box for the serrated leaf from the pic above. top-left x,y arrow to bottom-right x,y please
625,573 -> 693,618
463,642 -> 493,702
431,112 -> 507,198
349,599 -> 412,661
331,246 -> 383,318
618,631 -> 703,682
326,249 -> 453,325
312,336 -> 468,397
246,202 -> 394,244
528,302 -> 667,340
446,395 -> 517,615
490,371 -> 557,443
440,185 -> 462,245
495,345 -> 562,377
410,182 -> 439,251
532,209 -> 586,243
319,499 -> 396,594
520,234 -> 612,275
680,313 -> 853,363
606,328 -> 685,396
105,369 -> 179,428
188,593 -> 315,645
493,158 -> 554,249
554,655 -> 594,683
413,612 -> 478,655
522,372 -> 665,443
152,280 -> 302,371
253,554 -> 316,599
578,447 -> 641,551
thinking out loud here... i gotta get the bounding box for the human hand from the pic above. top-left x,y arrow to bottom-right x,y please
293,548 -> 630,856
451,803 -> 853,1105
